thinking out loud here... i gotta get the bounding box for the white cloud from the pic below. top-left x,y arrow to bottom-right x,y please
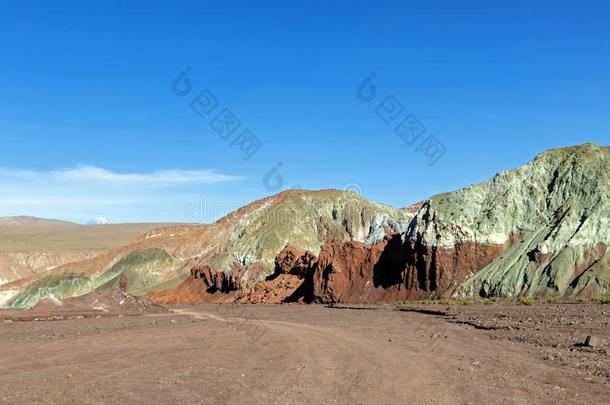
0,165 -> 242,185
0,165 -> 244,223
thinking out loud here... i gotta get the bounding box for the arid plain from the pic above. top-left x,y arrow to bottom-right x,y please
2,302 -> 610,404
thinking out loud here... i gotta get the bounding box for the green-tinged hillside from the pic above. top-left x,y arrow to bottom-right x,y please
2,190 -> 413,308
404,143 -> 610,297
0,219 -> 175,287
206,190 -> 411,281
7,248 -> 175,309
4,144 -> 609,307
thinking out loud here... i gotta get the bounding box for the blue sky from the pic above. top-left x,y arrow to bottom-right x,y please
1,1 -> 609,223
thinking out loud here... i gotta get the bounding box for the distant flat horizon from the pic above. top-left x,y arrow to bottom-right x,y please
0,215 -> 182,227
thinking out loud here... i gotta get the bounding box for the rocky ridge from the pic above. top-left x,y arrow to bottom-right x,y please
150,144 -> 610,304
442,144 -> 610,297
2,144 -> 609,307
2,190 -> 412,308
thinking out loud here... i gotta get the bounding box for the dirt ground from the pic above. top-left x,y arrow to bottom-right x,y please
1,304 -> 609,404
430,301 -> 610,381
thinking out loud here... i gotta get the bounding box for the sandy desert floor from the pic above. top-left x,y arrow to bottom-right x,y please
1,304 -> 609,404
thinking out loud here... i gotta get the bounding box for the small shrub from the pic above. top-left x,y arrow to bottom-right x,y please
577,297 -> 590,304
547,296 -> 560,304
397,298 -> 476,306
480,298 -> 498,305
594,296 -> 610,304
438,299 -> 474,306
518,297 -> 535,306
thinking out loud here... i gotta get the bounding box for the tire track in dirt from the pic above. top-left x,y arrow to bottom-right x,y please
169,307 -> 431,403
3,306 -> 608,404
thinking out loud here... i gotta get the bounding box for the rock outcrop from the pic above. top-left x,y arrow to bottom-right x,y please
3,190 -> 412,308
199,189 -> 411,284
151,143 -> 610,304
192,266 -> 242,294
4,144 -> 610,307
440,144 -> 610,298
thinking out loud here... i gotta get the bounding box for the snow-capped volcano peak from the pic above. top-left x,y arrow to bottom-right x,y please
86,217 -> 110,225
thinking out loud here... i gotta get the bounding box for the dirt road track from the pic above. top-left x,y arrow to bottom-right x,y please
1,305 -> 608,404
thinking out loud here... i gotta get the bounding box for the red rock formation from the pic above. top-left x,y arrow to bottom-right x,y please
148,233 -> 517,305
312,237 -> 399,303
401,239 -> 510,299
192,266 -> 241,294
273,245 -> 317,279
147,278 -> 209,305
308,234 -> 513,303
234,275 -> 304,304
146,267 -> 242,305
229,245 -> 319,304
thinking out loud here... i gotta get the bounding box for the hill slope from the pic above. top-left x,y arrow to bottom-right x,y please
3,144 -> 609,307
0,219 -> 175,288
443,144 -> 610,297
378,143 -> 609,300
172,143 -> 610,303
2,190 -> 412,308
0,216 -> 76,226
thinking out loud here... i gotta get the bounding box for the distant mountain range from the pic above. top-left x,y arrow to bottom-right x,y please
0,216 -> 112,226
0,216 -> 76,226
2,143 -> 609,308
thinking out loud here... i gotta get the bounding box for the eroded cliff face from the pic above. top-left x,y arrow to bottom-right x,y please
4,190 -> 412,308
313,144 -> 610,301
406,144 -> 610,298
147,144 -> 610,304
200,189 -> 412,284
6,144 -> 610,307
149,235 -> 509,305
